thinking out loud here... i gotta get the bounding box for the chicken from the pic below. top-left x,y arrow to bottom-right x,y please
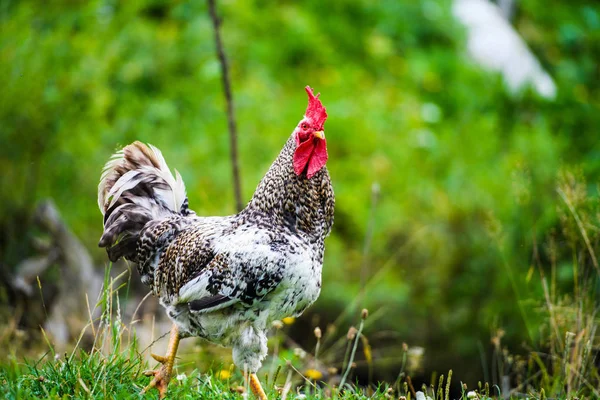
97,86 -> 334,399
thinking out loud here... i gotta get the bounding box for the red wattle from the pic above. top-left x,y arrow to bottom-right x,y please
293,140 -> 315,176
293,138 -> 328,179
307,139 -> 328,179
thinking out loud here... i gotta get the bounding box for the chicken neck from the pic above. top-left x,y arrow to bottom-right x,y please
243,135 -> 334,239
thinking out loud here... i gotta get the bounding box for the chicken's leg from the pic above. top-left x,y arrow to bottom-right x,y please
248,373 -> 268,400
141,324 -> 180,399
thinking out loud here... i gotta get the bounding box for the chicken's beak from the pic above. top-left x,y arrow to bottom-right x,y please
314,131 -> 325,140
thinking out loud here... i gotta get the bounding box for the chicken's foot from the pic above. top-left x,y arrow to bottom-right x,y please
141,324 -> 180,399
248,372 -> 268,400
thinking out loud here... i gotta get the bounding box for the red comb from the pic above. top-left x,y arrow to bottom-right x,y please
304,86 -> 328,130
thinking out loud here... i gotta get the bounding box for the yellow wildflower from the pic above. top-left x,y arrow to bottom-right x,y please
217,369 -> 231,380
304,369 -> 323,380
282,317 -> 295,325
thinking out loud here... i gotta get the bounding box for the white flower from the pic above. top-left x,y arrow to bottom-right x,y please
176,373 -> 187,381
467,391 -> 478,399
293,347 -> 307,359
415,391 -> 433,400
272,320 -> 284,329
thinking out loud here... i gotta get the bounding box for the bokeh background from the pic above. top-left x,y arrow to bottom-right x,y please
2,0 -> 599,392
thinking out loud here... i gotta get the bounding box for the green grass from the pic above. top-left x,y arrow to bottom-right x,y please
2,244 -> 598,400
0,267 -> 497,400
0,327 -> 591,400
0,309 -> 586,400
0,357 -> 397,400
0,352 -> 566,400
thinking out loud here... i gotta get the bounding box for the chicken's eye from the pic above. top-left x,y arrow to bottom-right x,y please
301,123 -> 309,130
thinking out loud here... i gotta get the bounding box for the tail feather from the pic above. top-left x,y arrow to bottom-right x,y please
98,141 -> 188,261
99,203 -> 151,247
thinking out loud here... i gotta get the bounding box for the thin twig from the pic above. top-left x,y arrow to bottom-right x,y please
286,360 -> 318,388
207,0 -> 243,211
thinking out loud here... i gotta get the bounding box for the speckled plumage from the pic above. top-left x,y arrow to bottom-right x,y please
98,93 -> 334,374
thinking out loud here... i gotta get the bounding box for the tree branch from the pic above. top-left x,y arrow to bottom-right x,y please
207,0 -> 243,211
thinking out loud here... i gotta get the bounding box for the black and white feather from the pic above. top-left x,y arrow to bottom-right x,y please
98,135 -> 334,373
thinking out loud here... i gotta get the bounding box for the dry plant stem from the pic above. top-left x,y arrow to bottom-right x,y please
360,182 -> 380,295
406,375 -> 416,398
541,276 -> 562,350
207,0 -> 243,211
141,324 -> 180,399
341,338 -> 352,371
563,331 -> 575,394
572,368 -> 600,398
268,329 -> 281,386
130,291 -> 153,326
85,294 -> 95,338
281,370 -> 293,400
339,318 -> 364,389
579,338 -> 592,391
532,232 -> 563,350
557,187 -> 600,274
314,336 -> 321,367
394,346 -> 408,392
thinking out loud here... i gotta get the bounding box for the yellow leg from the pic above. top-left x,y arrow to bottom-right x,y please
141,324 -> 180,399
248,373 -> 268,400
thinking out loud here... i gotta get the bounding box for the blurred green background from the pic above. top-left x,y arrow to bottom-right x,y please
1,0 -> 599,389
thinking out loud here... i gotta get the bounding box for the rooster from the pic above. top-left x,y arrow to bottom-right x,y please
98,87 -> 334,399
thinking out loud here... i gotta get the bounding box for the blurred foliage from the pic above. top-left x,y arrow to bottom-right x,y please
1,0 -> 600,387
